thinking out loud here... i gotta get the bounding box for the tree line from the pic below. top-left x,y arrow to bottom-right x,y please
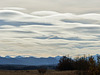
56,55 -> 100,75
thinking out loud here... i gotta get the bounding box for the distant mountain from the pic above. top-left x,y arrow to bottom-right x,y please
55,56 -> 62,60
0,54 -> 99,66
5,56 -> 12,58
89,54 -> 100,62
15,56 -> 25,58
0,56 -> 62,66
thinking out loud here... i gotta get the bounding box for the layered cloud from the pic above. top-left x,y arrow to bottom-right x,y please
1,7 -> 26,11
0,0 -> 100,13
0,10 -> 100,57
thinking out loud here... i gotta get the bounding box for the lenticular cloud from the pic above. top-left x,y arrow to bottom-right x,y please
0,10 -> 99,57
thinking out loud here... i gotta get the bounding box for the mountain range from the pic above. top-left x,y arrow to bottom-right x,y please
0,54 -> 99,66
0,56 -> 62,66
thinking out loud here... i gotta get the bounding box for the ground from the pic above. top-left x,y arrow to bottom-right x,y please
0,70 -> 78,75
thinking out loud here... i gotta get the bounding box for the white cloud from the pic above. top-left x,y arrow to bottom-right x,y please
0,0 -> 100,13
0,10 -> 37,20
0,10 -> 99,57
2,7 -> 26,11
31,11 -> 60,17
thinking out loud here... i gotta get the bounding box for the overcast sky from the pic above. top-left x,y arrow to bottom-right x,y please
0,0 -> 100,13
0,0 -> 99,57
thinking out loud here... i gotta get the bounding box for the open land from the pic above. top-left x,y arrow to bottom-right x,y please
0,70 -> 78,75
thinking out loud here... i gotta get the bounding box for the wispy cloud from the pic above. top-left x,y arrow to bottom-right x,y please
0,10 -> 99,57
1,7 -> 26,11
0,0 -> 100,13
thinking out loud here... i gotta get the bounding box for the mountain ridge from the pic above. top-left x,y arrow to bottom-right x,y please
0,55 -> 62,66
0,54 -> 99,66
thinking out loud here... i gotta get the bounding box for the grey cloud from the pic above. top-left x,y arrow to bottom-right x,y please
62,19 -> 100,24
65,37 -> 83,41
35,36 -> 48,39
12,31 -> 34,33
34,36 -> 98,41
49,36 -> 83,41
78,27 -> 100,34
0,20 -> 53,26
69,27 -> 100,33
75,44 -> 100,49
35,36 -> 84,41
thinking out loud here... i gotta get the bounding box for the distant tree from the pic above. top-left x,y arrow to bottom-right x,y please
88,56 -> 98,75
56,55 -> 100,75
37,68 -> 47,75
96,55 -> 100,75
56,56 -> 74,71
75,57 -> 90,70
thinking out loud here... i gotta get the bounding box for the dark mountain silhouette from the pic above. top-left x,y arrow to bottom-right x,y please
0,56 -> 62,66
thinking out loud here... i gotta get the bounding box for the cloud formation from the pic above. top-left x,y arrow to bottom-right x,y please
2,7 -> 26,10
0,0 -> 100,13
0,10 -> 100,57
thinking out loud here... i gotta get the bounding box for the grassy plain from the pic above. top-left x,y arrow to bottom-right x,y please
0,70 -> 78,75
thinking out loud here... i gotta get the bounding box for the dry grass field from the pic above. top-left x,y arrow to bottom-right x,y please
0,70 -> 78,75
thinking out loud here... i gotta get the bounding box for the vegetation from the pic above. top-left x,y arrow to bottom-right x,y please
56,55 -> 100,75
0,65 -> 56,70
0,70 -> 79,75
56,56 -> 74,70
0,55 -> 100,75
37,68 -> 47,75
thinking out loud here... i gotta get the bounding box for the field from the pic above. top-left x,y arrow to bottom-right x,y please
0,70 -> 78,75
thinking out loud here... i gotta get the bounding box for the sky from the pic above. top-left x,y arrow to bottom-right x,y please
0,0 -> 100,57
